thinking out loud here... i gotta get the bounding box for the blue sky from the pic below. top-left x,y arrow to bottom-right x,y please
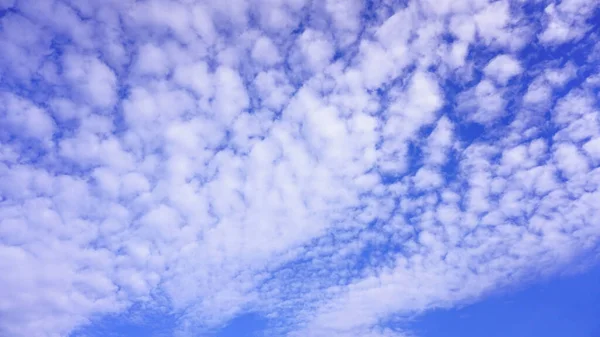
409,263 -> 600,337
72,262 -> 600,337
1,0 -> 600,337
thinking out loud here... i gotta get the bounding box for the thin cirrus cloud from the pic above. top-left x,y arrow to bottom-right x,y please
0,0 -> 599,337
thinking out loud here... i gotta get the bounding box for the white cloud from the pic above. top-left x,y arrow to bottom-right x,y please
474,0 -> 510,45
554,143 -> 589,178
358,41 -> 398,89
484,54 -> 522,85
212,66 -> 249,125
413,167 -> 444,190
251,36 -> 281,66
1,1 -> 600,337
379,71 -> 443,173
523,77 -> 552,106
0,12 -> 50,80
325,0 -> 363,46
62,53 -> 118,109
583,137 -> 600,161
425,116 -> 454,165
254,70 -> 294,111
135,43 -> 170,76
173,61 -> 213,99
0,92 -> 55,140
450,15 -> 476,42
297,29 -> 335,73
458,80 -> 506,124
447,41 -> 470,68
501,144 -> 528,170
545,63 -> 576,87
539,0 -> 598,44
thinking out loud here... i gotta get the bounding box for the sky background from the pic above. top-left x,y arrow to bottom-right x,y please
0,0 -> 599,337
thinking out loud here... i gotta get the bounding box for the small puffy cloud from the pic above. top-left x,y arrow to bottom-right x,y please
49,98 -> 90,121
325,0 -> 363,46
450,15 -> 476,42
458,80 -> 505,124
425,116 -> 454,165
297,29 -> 335,73
173,61 -> 213,99
553,93 -> 587,124
254,69 -> 294,111
447,41 -> 470,68
554,143 -> 589,177
413,167 -> 444,190
474,0 -> 510,45
358,41 -> 397,89
583,137 -> 600,161
252,36 -> 281,66
539,0 -> 597,44
135,43 -> 170,76
407,71 -> 443,116
523,77 -> 552,105
120,172 -> 151,198
0,93 -> 55,140
484,54 -> 522,85
545,63 -> 576,87
63,53 -> 118,109
212,66 -> 249,125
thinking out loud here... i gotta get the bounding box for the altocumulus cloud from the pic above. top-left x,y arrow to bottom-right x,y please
1,0 -> 600,336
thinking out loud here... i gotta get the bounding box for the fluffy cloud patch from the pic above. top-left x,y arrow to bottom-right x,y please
484,54 -> 522,85
1,1 -> 600,337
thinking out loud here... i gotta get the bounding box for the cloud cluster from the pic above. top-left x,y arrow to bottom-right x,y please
1,0 -> 599,337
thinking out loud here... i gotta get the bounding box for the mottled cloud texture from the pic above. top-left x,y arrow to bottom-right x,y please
1,0 -> 600,336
